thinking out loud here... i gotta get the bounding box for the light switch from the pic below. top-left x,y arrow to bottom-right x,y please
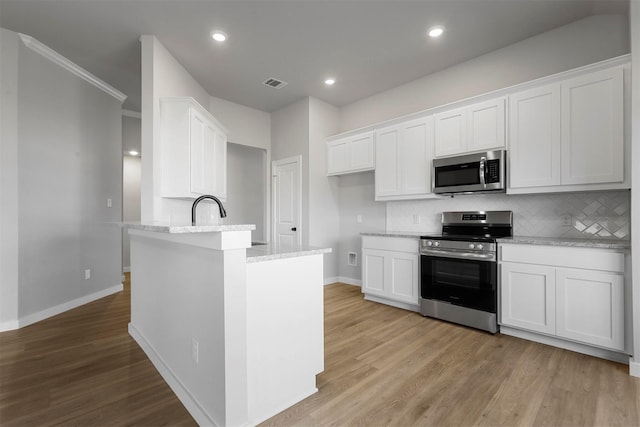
356,214 -> 362,224
107,198 -> 113,208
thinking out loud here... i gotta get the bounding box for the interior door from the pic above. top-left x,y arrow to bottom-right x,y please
272,156 -> 302,247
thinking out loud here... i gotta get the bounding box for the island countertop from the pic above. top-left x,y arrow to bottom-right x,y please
246,244 -> 332,263
126,222 -> 256,233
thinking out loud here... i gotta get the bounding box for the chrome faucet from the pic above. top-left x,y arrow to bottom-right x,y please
191,195 -> 227,226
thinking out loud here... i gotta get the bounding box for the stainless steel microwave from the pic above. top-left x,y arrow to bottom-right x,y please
432,149 -> 506,194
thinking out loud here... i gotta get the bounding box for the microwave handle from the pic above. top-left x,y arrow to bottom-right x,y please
479,156 -> 486,188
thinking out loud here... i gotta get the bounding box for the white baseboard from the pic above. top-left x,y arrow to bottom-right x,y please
17,283 -> 123,329
324,276 -> 361,287
364,294 -> 420,312
123,266 -> 131,273
128,323 -> 218,427
323,276 -> 339,285
629,360 -> 640,377
500,326 -> 630,365
0,320 -> 20,333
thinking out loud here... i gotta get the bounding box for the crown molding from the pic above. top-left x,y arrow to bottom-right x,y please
122,109 -> 141,119
19,33 -> 127,103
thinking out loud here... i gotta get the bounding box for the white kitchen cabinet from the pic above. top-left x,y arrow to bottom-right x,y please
160,97 -> 228,200
326,131 -> 375,176
362,236 -> 420,311
500,262 -> 556,335
508,83 -> 561,188
508,65 -> 625,193
434,97 -> 505,157
561,67 -> 624,185
556,268 -> 624,351
499,243 -> 626,353
374,116 -> 436,201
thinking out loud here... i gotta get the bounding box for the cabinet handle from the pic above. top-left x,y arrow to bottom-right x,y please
291,227 -> 297,232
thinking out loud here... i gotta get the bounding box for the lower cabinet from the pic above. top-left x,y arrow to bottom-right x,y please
362,236 -> 420,310
500,244 -> 626,352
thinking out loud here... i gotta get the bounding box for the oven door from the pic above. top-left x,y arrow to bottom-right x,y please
420,253 -> 497,313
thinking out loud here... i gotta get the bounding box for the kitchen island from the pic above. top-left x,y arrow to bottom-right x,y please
127,223 -> 330,426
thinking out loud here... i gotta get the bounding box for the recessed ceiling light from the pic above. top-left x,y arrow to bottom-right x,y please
428,26 -> 445,38
325,78 -> 336,86
128,150 -> 139,156
211,31 -> 227,42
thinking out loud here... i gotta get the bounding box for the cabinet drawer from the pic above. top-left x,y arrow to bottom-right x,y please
362,236 -> 419,253
500,244 -> 624,273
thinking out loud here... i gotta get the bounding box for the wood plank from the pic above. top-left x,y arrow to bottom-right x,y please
2,279 -> 640,426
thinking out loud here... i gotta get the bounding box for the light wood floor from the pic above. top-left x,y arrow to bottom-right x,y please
2,278 -> 640,426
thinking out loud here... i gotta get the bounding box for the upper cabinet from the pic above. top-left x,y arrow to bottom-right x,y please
375,116 -> 436,201
327,131 -> 375,176
509,65 -> 626,193
434,97 -> 505,157
160,97 -> 228,200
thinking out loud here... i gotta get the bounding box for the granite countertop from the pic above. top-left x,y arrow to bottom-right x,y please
246,244 -> 332,263
360,231 -> 431,239
126,222 -> 256,234
497,236 -> 630,250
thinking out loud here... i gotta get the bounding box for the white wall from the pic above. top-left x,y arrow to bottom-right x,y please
209,96 -> 271,240
122,151 -> 141,271
141,36 -> 273,229
227,143 -> 266,243
1,28 -> 123,328
0,28 -> 20,329
335,14 -> 630,283
308,98 -> 340,281
336,172 -> 386,283
629,2 -> 640,376
209,96 -> 271,150
339,14 -> 629,132
140,35 -> 215,225
271,98 -> 311,245
270,97 -> 341,280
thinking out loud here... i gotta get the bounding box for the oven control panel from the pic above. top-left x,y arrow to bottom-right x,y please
420,238 -> 495,254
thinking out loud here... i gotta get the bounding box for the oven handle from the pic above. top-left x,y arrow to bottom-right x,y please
420,248 -> 496,262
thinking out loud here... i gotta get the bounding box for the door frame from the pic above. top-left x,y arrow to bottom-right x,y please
271,155 -> 303,246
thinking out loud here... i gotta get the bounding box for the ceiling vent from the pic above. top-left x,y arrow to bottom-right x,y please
262,78 -> 288,89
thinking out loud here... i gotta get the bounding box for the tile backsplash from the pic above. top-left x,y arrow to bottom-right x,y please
386,190 -> 630,240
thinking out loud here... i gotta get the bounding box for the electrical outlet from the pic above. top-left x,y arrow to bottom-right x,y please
84,269 -> 91,280
347,252 -> 358,266
413,214 -> 420,225
561,214 -> 572,226
106,198 -> 113,208
191,338 -> 199,364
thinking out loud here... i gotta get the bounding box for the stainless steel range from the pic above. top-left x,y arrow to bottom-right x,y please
419,211 -> 513,333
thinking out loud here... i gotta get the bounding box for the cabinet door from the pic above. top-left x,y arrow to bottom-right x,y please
327,139 -> 348,175
388,252 -> 419,305
362,249 -> 387,298
561,67 -> 624,185
556,268 -> 624,351
500,263 -> 556,334
467,98 -> 505,152
189,109 -> 211,195
434,106 -> 466,157
190,110 -> 227,199
401,117 -> 432,195
374,126 -> 401,197
348,133 -> 375,171
508,84 -> 561,189
212,128 -> 227,200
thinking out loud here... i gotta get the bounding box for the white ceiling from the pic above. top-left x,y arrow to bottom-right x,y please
0,0 -> 628,113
